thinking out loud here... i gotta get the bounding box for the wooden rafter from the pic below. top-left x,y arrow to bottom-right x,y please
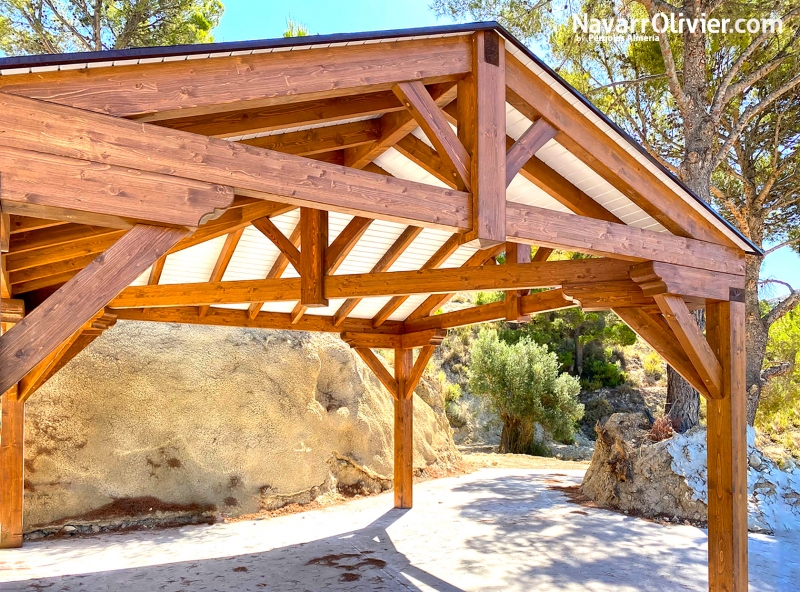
505,53 -> 736,248
162,91 -> 401,138
393,81 -> 471,190
334,226 -> 424,326
109,258 -> 633,309
505,119 -> 557,186
241,120 -> 380,156
0,36 -> 470,120
247,224 -> 302,320
198,228 -> 245,318
344,82 -> 458,170
0,225 -> 188,394
252,217 -> 301,269
148,256 -> 167,285
393,135 -> 457,188
372,232 -> 465,327
404,244 -> 505,323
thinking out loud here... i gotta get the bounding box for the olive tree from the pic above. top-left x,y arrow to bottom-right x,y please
468,328 -> 583,453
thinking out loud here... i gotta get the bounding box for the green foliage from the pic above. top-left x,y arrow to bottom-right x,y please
0,0 -> 223,55
643,351 -> 665,382
474,291 -> 505,305
757,307 -> 800,455
283,17 -> 308,37
499,306 -> 634,389
468,328 -> 583,451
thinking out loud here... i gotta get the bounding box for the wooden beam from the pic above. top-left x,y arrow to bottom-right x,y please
0,299 -> 24,324
404,289 -> 575,333
114,305 -> 404,334
562,280 -> 658,311
0,384 -> 23,548
242,121 -> 380,156
505,54 -> 737,247
7,216 -> 66,234
299,208 -> 328,308
506,203 -> 745,275
461,30 -> 507,247
705,296 -> 748,592
162,91 -> 401,138
198,228 -> 245,318
247,224 -> 302,320
110,258 -> 633,308
17,320 -> 87,402
393,135 -> 457,188
516,154 -> 623,224
0,212 -> 9,253
654,294 -> 723,399
8,224 -> 123,256
344,82 -> 458,170
0,225 -> 188,394
354,348 -> 398,397
252,217 -> 301,270
0,146 -> 233,229
394,347 -> 414,508
405,244 -> 504,323
393,81 -> 471,190
631,261 -> 745,301
505,242 -> 532,321
0,93 -> 469,232
613,307 -> 712,399
148,256 -> 167,285
371,232 -> 463,327
334,226 -> 424,326
506,119 -> 557,186
325,217 -> 373,274
0,36 -> 470,119
341,329 -> 446,350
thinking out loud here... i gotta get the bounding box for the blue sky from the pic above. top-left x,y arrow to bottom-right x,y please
213,0 -> 455,41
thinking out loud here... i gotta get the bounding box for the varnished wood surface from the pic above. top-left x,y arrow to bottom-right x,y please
0,225 -> 188,394
0,37 -> 470,120
109,258 -> 633,308
706,300 -> 748,592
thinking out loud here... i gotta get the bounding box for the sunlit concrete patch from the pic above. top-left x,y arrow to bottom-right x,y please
0,469 -> 797,591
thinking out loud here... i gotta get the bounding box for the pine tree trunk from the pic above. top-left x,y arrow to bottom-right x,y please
744,255 -> 768,425
665,366 -> 700,432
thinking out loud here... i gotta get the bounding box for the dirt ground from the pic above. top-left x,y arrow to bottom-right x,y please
461,452 -> 591,470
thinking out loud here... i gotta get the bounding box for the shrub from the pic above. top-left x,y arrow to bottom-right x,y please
643,352 -> 665,382
649,416 -> 675,442
474,291 -> 504,305
468,328 -> 583,453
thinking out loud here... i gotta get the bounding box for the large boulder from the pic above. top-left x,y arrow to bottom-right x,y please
581,413 -> 800,533
23,322 -> 460,533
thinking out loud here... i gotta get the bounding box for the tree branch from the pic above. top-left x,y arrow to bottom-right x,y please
762,286 -> 800,328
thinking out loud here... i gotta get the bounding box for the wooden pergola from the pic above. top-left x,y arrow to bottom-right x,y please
0,23 -> 755,591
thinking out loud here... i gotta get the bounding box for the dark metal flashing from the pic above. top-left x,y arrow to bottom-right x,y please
0,21 -> 760,254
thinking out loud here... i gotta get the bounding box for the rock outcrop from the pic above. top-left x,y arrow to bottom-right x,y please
581,413 -> 800,533
23,322 -> 460,534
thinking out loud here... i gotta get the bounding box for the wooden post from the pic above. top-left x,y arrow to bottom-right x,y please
706,292 -> 748,592
394,348 -> 414,509
505,242 -> 531,322
299,208 -> 328,308
0,316 -> 23,548
459,30 -> 506,247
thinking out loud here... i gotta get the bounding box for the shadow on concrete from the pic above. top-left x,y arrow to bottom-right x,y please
5,508 -> 465,592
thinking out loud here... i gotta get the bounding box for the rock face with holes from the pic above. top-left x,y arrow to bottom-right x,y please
22,322 -> 460,533
580,413 -> 707,521
581,412 -> 800,533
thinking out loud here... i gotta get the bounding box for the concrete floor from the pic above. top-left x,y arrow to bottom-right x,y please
0,469 -> 797,591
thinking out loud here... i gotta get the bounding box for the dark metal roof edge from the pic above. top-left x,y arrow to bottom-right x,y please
0,22 -> 495,68
0,20 -> 759,254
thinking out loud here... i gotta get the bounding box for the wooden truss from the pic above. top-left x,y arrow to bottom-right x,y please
0,27 -> 749,592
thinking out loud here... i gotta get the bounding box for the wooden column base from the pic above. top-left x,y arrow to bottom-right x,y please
0,386 -> 24,548
394,395 -> 413,509
706,299 -> 748,592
